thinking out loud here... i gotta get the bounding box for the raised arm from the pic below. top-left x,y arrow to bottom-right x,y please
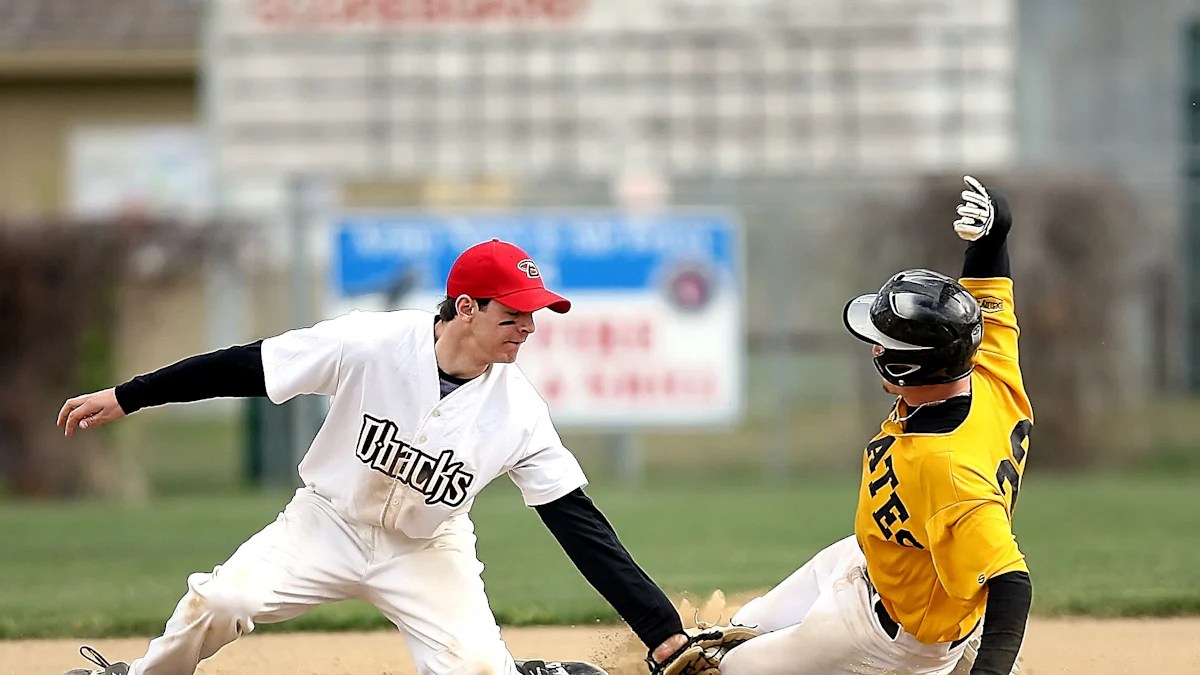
952,177 -> 1029,412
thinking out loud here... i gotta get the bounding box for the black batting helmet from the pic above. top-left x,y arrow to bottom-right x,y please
842,269 -> 983,387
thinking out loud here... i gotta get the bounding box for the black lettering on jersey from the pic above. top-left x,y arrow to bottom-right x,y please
996,419 -> 1032,509
866,436 -> 896,473
356,415 -> 393,464
868,455 -> 900,497
406,452 -> 439,492
356,415 -> 406,475
864,435 -> 926,550
395,445 -> 420,484
427,450 -> 475,506
354,414 -> 475,508
872,491 -> 909,539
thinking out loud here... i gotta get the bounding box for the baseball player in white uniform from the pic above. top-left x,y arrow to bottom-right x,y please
57,239 -> 690,675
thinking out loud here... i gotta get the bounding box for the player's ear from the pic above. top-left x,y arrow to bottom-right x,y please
455,294 -> 476,321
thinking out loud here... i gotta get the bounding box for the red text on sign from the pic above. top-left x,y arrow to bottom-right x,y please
255,0 -> 586,25
535,319 -> 653,356
585,369 -> 717,403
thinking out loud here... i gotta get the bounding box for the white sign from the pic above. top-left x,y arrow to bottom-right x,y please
206,0 -> 1016,177
68,125 -> 211,220
329,211 -> 744,428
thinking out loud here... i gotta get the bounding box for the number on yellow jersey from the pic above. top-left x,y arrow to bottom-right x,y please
996,419 -> 1032,510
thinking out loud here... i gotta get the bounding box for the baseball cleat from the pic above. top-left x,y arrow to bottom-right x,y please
516,659 -> 609,675
62,646 -> 130,675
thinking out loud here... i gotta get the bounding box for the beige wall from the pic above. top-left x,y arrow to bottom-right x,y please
0,72 -> 209,386
0,76 -> 196,217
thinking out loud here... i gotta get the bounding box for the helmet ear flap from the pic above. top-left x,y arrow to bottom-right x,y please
873,349 -> 927,386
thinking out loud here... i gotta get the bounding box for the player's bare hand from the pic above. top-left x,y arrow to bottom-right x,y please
651,633 -> 689,665
58,388 -> 126,437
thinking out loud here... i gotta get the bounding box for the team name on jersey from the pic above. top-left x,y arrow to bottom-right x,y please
865,436 -> 925,549
355,414 -> 475,507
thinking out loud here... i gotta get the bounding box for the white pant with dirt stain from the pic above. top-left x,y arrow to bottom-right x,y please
128,486 -> 515,675
720,535 -> 986,675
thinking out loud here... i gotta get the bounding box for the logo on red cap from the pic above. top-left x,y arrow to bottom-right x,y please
517,259 -> 540,279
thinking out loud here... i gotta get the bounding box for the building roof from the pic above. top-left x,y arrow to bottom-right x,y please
0,0 -> 200,52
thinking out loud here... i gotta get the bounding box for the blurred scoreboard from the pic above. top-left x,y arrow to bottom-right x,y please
328,211 -> 744,428
206,0 -> 1016,178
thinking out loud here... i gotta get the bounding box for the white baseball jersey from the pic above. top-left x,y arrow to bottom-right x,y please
260,308 -> 588,539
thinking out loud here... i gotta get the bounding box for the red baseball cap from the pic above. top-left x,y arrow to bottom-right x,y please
446,239 -> 571,314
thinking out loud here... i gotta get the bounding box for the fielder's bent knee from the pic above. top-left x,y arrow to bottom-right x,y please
180,570 -> 260,634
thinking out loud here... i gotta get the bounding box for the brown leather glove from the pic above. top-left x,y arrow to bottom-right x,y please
645,625 -> 760,675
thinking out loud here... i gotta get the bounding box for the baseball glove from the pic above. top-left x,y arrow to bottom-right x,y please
645,624 -> 760,675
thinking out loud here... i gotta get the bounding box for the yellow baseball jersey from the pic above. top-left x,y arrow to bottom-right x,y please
853,277 -> 1034,645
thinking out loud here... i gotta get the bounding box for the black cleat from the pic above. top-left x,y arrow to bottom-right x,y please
62,646 -> 130,675
516,659 -> 609,675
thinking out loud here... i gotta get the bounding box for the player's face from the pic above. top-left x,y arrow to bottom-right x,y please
477,300 -> 536,363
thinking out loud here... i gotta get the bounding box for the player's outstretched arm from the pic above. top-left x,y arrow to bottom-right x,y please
58,341 -> 267,437
954,175 -> 1013,280
534,489 -> 688,664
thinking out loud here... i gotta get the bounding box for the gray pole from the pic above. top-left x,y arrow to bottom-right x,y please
287,173 -> 316,475
610,431 -> 643,486
764,210 -> 791,483
199,5 -> 241,371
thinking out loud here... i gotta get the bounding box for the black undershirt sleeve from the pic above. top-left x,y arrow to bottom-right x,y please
114,341 -> 268,414
535,488 -> 684,651
962,238 -> 1011,279
971,570 -> 1032,675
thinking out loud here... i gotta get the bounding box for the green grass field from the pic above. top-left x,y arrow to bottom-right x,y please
2,473 -> 1200,639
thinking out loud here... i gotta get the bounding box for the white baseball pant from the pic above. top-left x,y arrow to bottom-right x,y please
720,535 -> 991,675
128,486 -> 515,675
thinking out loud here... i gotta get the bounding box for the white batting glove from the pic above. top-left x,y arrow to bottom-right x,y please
953,175 -> 995,242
